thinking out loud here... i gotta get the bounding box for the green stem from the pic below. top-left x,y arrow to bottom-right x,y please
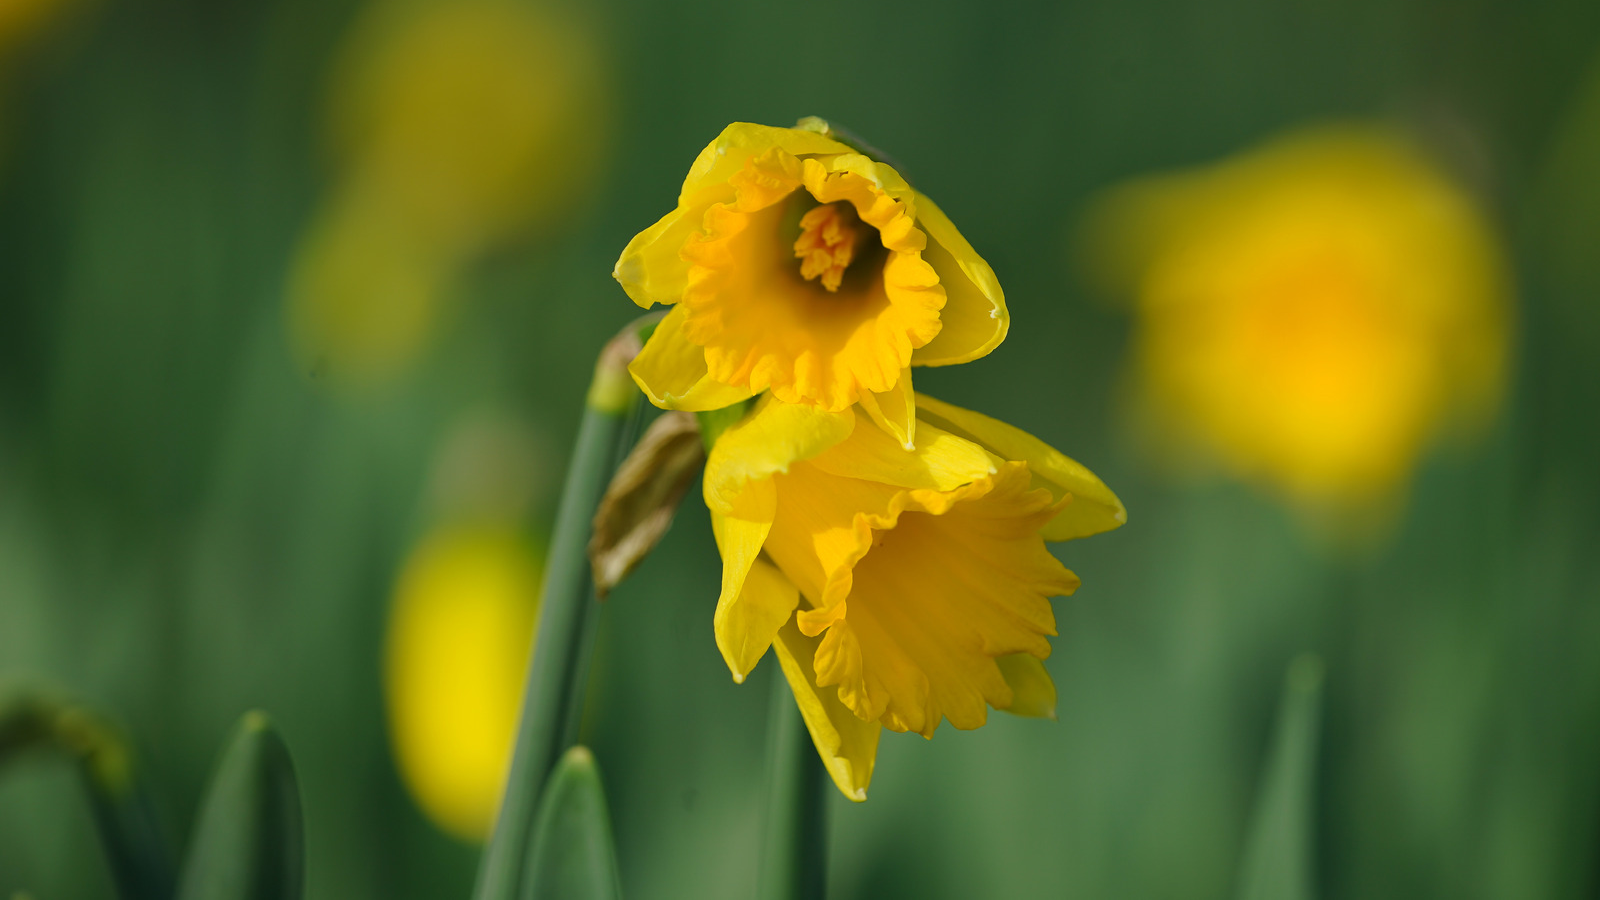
558,391 -> 645,749
1235,654 -> 1325,900
756,674 -> 829,900
472,321 -> 647,900
0,691 -> 174,900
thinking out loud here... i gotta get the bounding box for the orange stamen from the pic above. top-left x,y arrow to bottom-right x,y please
794,202 -> 865,291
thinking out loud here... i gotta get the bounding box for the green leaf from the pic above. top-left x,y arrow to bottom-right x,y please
0,687 -> 174,900
1235,655 -> 1324,900
475,322 -> 643,900
176,711 -> 304,900
521,746 -> 622,900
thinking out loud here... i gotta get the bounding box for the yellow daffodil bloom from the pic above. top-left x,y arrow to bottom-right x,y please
616,119 -> 1008,446
1086,124 -> 1510,508
701,395 -> 1125,800
385,524 -> 542,841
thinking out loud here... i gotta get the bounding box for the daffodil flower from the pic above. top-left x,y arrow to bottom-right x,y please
701,395 -> 1125,800
614,119 -> 1008,446
613,119 -> 1121,801
1087,125 -> 1510,510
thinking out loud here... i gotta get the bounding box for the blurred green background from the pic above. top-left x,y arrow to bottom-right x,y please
3,0 -> 1600,897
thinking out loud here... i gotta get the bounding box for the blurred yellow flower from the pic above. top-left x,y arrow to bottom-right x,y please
0,0 -> 72,59
385,523 -> 542,841
1087,125 -> 1511,510
702,394 -> 1124,799
288,0 -> 609,383
0,0 -> 80,159
616,119 -> 1008,445
324,0 -> 608,247
288,193 -> 454,380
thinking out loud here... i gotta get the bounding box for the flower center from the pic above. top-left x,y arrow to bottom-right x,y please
793,201 -> 867,292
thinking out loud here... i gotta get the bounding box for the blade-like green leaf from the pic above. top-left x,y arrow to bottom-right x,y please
1235,654 -> 1325,900
176,711 -> 304,900
0,687 -> 174,900
521,746 -> 622,900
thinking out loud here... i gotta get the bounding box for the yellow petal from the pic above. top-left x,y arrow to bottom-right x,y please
713,557 -> 798,683
708,482 -> 775,640
679,122 -> 854,205
801,463 -> 1077,736
810,151 -> 917,205
996,653 -> 1057,719
914,393 -> 1126,541
807,414 -> 994,493
765,464 -> 903,611
910,192 -> 1009,366
612,192 -> 727,308
702,395 -> 855,516
856,366 -> 917,450
628,304 -> 757,411
702,396 -> 851,672
617,122 -> 856,312
771,616 -> 880,802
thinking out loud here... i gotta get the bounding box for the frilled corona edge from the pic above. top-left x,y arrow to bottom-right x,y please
699,392 -> 1124,800
616,121 -> 1010,446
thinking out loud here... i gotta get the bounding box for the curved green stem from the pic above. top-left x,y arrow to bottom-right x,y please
472,319 -> 649,900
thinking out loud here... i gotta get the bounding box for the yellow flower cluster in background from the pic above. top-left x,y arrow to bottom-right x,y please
1086,125 -> 1511,515
288,0 -> 609,383
616,120 -> 1123,800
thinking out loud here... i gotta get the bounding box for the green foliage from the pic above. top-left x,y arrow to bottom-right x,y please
1235,656 -> 1325,900
0,689 -> 173,900
521,746 -> 624,900
2,0 -> 1600,897
175,713 -> 304,900
473,332 -> 640,900
755,678 -> 827,900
